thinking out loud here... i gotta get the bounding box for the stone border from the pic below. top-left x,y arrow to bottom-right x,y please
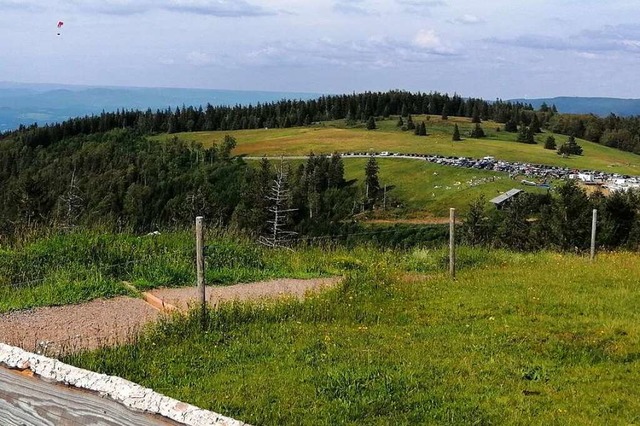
0,343 -> 248,426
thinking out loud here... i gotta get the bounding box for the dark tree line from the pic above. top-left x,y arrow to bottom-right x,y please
3,90 -> 640,156
0,128 -> 360,239
0,91 -> 535,148
461,181 -> 640,251
546,112 -> 640,154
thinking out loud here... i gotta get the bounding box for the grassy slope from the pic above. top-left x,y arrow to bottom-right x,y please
0,231 -> 344,314
342,158 -> 543,216
65,250 -> 640,425
161,116 -> 638,216
160,115 -> 640,176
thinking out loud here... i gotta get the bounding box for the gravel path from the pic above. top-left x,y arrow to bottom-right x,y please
150,277 -> 340,310
0,278 -> 339,355
0,297 -> 160,355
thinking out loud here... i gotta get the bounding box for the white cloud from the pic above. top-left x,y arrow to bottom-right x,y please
396,0 -> 446,15
159,57 -> 176,65
0,0 -> 274,17
414,29 -> 440,48
245,33 -> 459,70
332,0 -> 377,15
489,24 -> 640,54
576,52 -> 599,60
449,14 -> 483,24
186,51 -> 216,66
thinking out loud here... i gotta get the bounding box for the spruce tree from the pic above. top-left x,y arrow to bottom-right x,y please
471,106 -> 481,123
366,116 -> 377,130
567,135 -> 583,155
517,126 -> 535,144
470,123 -> 485,138
504,119 -> 518,132
452,124 -> 461,141
556,136 -> 582,156
364,155 -> 380,208
419,121 -> 427,136
530,113 -> 542,133
441,105 -> 448,120
544,135 -> 557,150
406,114 -> 415,131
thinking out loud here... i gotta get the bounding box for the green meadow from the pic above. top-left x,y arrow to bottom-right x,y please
158,115 -> 640,176
0,231 -> 344,314
155,115 -> 639,217
343,158 -> 544,217
65,249 -> 640,425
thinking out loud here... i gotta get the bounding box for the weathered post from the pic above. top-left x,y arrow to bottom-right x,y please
590,209 -> 597,261
195,216 -> 206,329
449,208 -> 456,278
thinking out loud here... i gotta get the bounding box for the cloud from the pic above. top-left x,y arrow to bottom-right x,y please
332,0 -> 377,16
0,0 -> 274,17
413,29 -> 455,54
575,52 -> 599,60
186,51 -> 217,66
159,57 -> 176,65
245,33 -> 459,70
0,0 -> 39,10
489,24 -> 640,54
414,29 -> 440,48
449,14 -> 483,25
396,0 -> 446,15
163,0 -> 274,17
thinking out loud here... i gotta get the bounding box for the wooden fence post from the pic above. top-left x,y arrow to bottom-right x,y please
590,209 -> 597,261
449,208 -> 456,278
195,216 -> 206,329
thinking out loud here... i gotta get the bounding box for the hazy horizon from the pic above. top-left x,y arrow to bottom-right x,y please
2,1 -> 640,99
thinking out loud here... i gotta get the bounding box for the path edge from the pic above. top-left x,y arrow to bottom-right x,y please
0,343 -> 249,426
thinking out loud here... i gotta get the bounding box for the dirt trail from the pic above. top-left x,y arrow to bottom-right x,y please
150,277 -> 340,310
0,278 -> 339,356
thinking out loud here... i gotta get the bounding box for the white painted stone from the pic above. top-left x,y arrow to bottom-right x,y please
0,343 -> 248,425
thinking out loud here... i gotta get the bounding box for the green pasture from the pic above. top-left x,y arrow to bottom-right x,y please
65,249 -> 640,425
252,157 -> 545,217
0,231 -> 342,314
344,158 -> 545,216
158,115 -> 640,176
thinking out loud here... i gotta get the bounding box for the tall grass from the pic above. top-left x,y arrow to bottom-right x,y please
0,229 -> 363,313
64,250 -> 640,425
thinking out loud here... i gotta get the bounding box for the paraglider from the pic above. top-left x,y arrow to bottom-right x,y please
57,21 -> 63,36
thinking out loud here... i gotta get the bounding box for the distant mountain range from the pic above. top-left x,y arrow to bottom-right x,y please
0,82 -> 320,132
3,82 -> 640,132
509,97 -> 640,117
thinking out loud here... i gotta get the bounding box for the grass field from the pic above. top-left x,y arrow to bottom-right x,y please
154,115 -> 640,217
64,249 -> 640,425
157,115 -> 640,176
0,231 -> 345,314
245,156 -> 546,216
343,158 -> 545,216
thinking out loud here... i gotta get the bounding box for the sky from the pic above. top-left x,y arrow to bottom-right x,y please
1,0 -> 639,99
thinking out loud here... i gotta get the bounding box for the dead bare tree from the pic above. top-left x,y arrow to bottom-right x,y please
259,161 -> 297,249
58,169 -> 84,228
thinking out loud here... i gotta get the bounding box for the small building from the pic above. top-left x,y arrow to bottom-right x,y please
490,188 -> 523,209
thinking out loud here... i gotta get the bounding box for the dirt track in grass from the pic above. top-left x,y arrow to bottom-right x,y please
0,278 -> 340,356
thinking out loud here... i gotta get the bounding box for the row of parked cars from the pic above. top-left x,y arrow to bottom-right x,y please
341,152 -> 637,183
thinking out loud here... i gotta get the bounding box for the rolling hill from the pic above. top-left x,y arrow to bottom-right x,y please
0,82 -> 320,132
510,96 -> 640,117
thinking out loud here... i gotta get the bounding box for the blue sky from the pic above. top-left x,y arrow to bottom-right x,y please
1,0 -> 639,98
